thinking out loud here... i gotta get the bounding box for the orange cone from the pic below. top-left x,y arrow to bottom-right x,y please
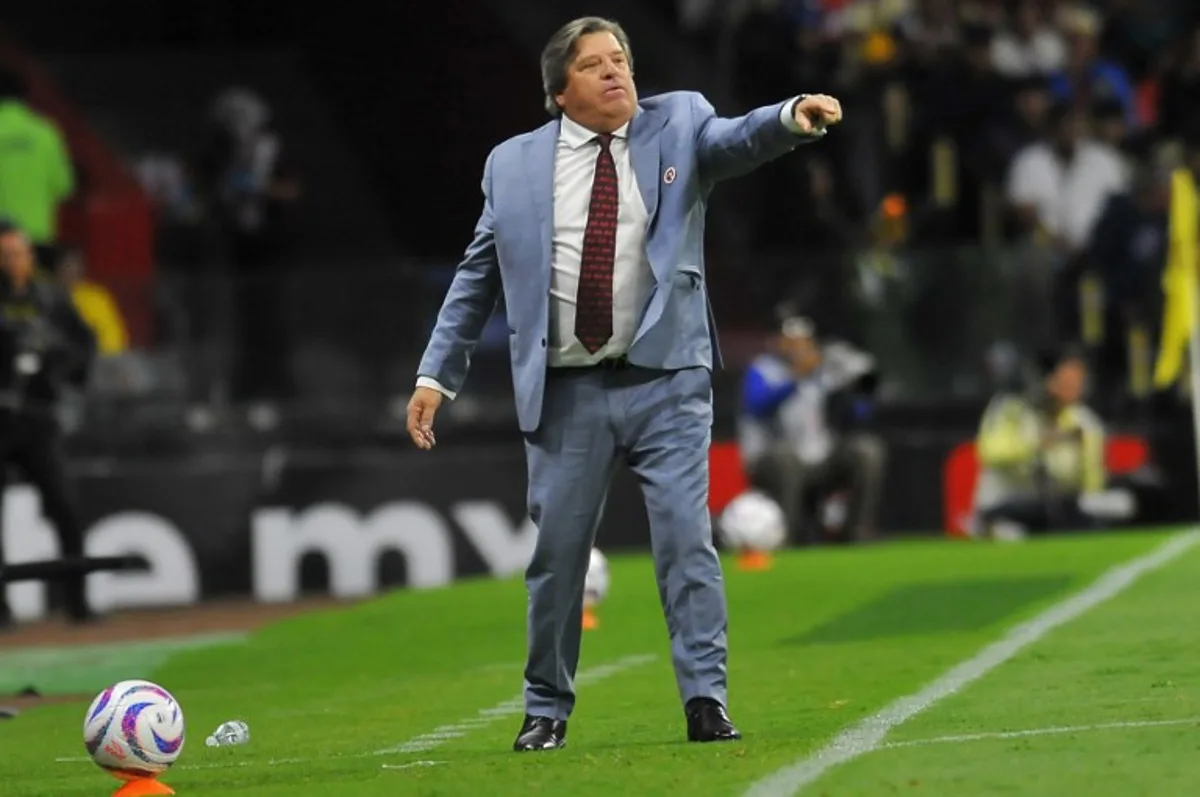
582,605 -> 599,630
735,549 -> 773,572
113,778 -> 175,797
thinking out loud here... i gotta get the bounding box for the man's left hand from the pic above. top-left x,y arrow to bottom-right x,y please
793,94 -> 843,134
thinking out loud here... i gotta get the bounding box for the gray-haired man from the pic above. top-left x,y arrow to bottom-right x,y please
407,16 -> 843,750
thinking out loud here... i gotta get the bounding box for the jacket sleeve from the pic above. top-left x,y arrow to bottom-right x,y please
415,149 -> 503,395
692,93 -> 824,184
49,285 -> 96,387
741,361 -> 797,419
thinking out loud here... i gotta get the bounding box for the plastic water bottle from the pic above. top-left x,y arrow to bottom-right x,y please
205,720 -> 250,747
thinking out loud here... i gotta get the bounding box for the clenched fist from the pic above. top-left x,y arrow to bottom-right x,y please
793,94 -> 843,134
406,386 -> 444,450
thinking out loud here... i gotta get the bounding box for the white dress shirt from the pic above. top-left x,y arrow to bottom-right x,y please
547,114 -> 653,367
419,99 -> 810,399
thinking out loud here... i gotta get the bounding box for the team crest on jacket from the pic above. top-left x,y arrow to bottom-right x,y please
663,166 -> 676,184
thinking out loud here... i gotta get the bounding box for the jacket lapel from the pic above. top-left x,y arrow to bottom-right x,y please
628,105 -> 665,224
523,120 -> 558,280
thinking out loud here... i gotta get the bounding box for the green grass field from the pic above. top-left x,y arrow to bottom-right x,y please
3,529 -> 1199,796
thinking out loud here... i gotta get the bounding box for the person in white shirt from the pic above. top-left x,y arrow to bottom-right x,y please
1006,103 -> 1130,254
990,0 -> 1067,78
1006,103 -> 1129,342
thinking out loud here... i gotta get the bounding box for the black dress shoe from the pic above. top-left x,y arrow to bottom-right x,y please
685,698 -> 742,742
513,714 -> 567,751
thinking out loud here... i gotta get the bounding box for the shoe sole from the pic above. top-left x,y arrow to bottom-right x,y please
687,733 -> 742,743
513,740 -> 566,752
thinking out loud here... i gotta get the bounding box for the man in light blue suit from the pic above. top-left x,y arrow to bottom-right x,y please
406,16 -> 841,751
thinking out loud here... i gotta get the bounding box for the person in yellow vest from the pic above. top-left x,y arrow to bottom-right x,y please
970,347 -> 1108,539
55,247 -> 127,356
0,69 -> 74,269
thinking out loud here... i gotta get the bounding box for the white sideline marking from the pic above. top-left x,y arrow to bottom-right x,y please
184,756 -> 307,770
381,760 -> 445,771
372,653 -> 657,755
744,531 -> 1200,797
884,717 -> 1200,749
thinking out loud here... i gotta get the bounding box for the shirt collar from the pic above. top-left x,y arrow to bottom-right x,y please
559,114 -> 630,150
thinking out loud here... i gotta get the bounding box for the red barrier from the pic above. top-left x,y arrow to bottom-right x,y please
709,442 -> 748,514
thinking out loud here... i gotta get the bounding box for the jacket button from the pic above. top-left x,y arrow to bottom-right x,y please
540,338 -> 547,347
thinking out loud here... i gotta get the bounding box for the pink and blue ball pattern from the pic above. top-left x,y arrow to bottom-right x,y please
84,687 -> 115,756
122,699 -> 184,764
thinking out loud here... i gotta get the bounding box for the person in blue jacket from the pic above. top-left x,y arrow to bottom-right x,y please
737,313 -> 885,544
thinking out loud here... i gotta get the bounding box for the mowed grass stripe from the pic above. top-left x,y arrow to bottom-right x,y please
0,632 -> 248,696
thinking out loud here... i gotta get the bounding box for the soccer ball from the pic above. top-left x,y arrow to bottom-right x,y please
718,490 -> 787,552
584,547 -> 610,607
83,680 -> 185,780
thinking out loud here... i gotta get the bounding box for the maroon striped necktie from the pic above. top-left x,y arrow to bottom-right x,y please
574,133 -> 618,354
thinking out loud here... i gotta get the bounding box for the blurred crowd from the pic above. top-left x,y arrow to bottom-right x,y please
683,0 -> 1200,403
134,85 -> 301,403
0,66 -> 301,407
7,3 -> 1200,415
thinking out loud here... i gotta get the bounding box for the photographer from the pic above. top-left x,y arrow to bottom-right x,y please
0,223 -> 96,626
737,314 -> 886,544
971,347 -> 1109,540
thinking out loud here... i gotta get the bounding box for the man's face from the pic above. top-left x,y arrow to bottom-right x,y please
1015,0 -> 1040,36
1067,31 -> 1097,70
966,41 -> 991,72
1048,359 -> 1087,405
780,334 -> 822,376
1054,111 -> 1084,151
555,32 -> 637,132
1096,115 -> 1125,147
1016,87 -> 1050,129
58,251 -> 84,286
0,232 -> 34,283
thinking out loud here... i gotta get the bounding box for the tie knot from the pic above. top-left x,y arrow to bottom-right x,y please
595,133 -> 614,151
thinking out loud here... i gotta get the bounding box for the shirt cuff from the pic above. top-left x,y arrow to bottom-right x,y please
416,376 -> 456,400
781,96 -> 827,137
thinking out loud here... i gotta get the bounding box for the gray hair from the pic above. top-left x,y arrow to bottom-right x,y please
540,17 -> 633,117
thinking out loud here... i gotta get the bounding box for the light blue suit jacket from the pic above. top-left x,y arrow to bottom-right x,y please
417,91 -> 821,433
